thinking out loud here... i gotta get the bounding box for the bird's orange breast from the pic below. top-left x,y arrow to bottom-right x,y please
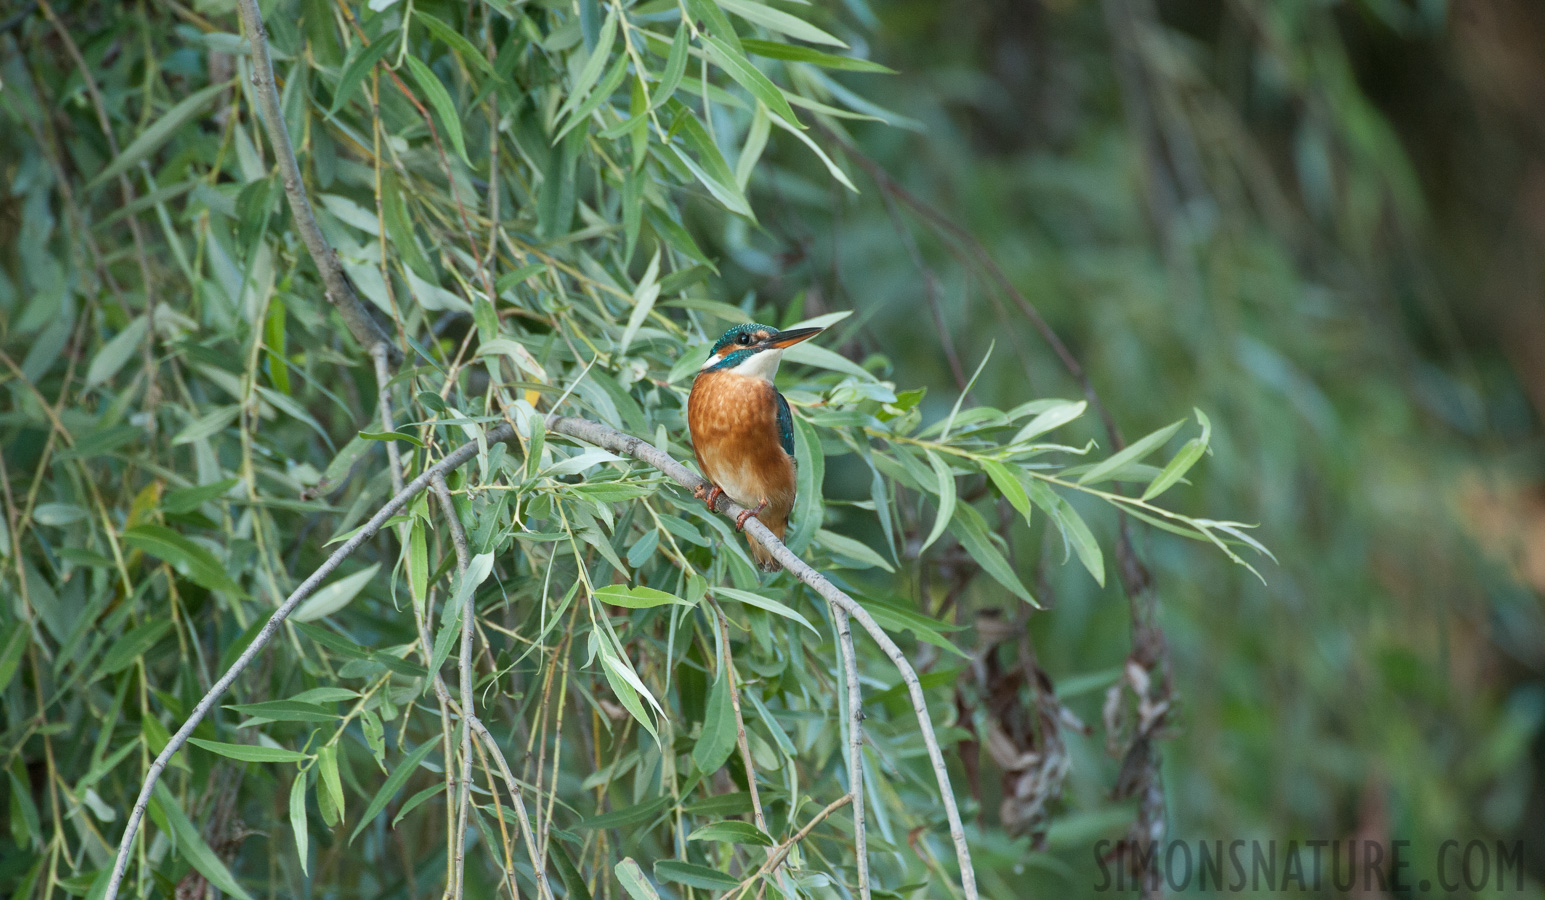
687,370 -> 797,531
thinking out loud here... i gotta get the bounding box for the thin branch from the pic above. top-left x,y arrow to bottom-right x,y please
727,793 -> 854,900
546,416 -> 978,900
834,608 -> 871,900
233,0 -> 398,365
432,475 -> 474,900
101,425 -> 514,900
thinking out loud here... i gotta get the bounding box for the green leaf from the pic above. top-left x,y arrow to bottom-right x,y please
171,404 -> 241,446
692,666 -> 736,774
596,640 -> 664,737
653,860 -> 740,891
88,81 -> 228,189
1011,400 -> 1086,444
982,459 -> 1031,521
687,820 -> 774,845
718,0 -> 847,47
702,36 -> 802,129
317,744 -> 346,824
403,55 -> 469,164
292,563 -> 380,622
1028,482 -> 1104,587
290,771 -> 309,873
814,528 -> 893,572
0,623 -> 28,695
949,505 -> 1037,607
578,794 -> 672,830
350,738 -> 438,843
558,7 -> 618,121
559,49 -> 630,139
1141,409 -> 1212,501
859,597 -> 969,658
329,35 -> 396,114
740,39 -> 894,73
714,587 -> 819,635
416,12 -> 497,78
124,525 -> 246,596
618,249 -> 661,354
616,858 -> 663,900
593,584 -> 692,609
920,451 -> 956,554
151,782 -> 254,900
96,619 -> 173,676
1077,418 -> 1185,486
187,738 -> 308,764
359,430 -> 426,448
650,23 -> 690,111
223,700 -> 337,723
85,316 -> 147,386
162,478 -> 240,515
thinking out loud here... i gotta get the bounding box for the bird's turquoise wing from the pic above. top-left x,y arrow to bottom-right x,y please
776,390 -> 794,457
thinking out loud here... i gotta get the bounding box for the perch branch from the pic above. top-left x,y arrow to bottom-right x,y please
101,425 -> 514,900
546,416 -> 977,899
233,0 -> 398,365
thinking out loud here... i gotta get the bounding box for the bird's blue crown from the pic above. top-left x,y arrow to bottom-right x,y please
705,323 -> 778,371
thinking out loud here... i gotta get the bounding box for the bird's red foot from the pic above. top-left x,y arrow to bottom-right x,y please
695,483 -> 724,512
735,499 -> 768,532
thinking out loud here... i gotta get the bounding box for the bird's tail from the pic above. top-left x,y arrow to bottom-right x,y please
746,521 -> 785,572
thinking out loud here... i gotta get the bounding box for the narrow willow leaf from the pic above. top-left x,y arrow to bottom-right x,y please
224,700 -> 337,723
786,415 -> 824,553
768,114 -> 856,191
391,783 -> 444,827
89,82 -> 228,189
949,505 -> 1037,606
740,39 -> 894,72
618,249 -> 661,354
702,36 -> 801,128
187,738 -> 308,764
151,782 -> 255,900
290,771 -> 309,874
1028,482 -> 1104,587
97,620 -> 173,676
692,668 -> 736,773
329,35 -> 396,114
124,525 -> 246,596
1012,400 -> 1086,444
350,738 -> 438,842
687,820 -> 773,845
162,477 -> 239,514
292,563 -> 380,622
416,12 -> 497,78
594,584 -> 691,609
920,451 -> 956,553
1077,418 -> 1185,486
815,528 -> 893,572
654,861 -> 740,891
714,587 -> 819,635
669,146 -> 754,219
1141,409 -> 1213,501
616,858 -> 663,900
558,49 -> 630,140
359,430 -> 425,448
578,794 -> 672,830
650,23 -> 690,111
718,0 -> 847,47
981,458 -> 1031,521
317,744 -> 345,824
403,55 -> 469,163
86,316 -> 147,386
559,7 -> 618,121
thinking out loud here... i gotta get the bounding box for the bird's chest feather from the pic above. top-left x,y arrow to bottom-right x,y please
688,371 -> 796,510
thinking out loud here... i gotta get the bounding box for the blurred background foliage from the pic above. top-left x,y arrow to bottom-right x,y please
1,0 -> 1543,898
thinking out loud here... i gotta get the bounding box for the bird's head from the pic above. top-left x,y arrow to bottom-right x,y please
698,323 -> 823,382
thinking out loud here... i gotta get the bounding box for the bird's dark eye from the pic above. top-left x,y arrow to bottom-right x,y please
737,333 -> 751,345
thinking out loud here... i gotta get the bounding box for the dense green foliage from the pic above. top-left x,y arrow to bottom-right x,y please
2,0 -> 1540,899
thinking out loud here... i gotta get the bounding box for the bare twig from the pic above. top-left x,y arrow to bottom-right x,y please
233,0 -> 398,364
101,424 -> 514,900
834,608 -> 871,900
546,416 -> 978,899
431,475 -> 474,900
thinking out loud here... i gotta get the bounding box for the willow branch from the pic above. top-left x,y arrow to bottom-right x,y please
546,416 -> 978,900
431,475 -> 474,900
233,0 -> 398,365
101,425 -> 513,900
835,608 -> 871,900
728,793 -> 854,900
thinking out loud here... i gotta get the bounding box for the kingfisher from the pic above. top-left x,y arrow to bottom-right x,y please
687,323 -> 824,571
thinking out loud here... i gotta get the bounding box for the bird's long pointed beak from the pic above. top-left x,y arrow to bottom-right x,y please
762,327 -> 823,350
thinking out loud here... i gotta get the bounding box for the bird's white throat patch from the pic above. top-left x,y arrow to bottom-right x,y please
700,348 -> 784,381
